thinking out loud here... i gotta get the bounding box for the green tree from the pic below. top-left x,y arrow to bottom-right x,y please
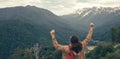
118,31 -> 120,43
86,43 -> 114,59
9,47 -> 24,59
110,27 -> 118,43
101,50 -> 120,59
9,47 -> 33,59
23,48 -> 33,59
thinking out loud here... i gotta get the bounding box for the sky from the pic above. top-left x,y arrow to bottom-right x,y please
0,0 -> 120,15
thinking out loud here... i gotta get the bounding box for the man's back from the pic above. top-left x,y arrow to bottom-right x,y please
61,43 -> 85,59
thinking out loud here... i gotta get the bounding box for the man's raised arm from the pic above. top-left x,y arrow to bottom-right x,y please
50,29 -> 64,51
82,23 -> 95,47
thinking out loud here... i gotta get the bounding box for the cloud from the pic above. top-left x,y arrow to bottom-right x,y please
0,0 -> 42,8
0,0 -> 120,15
90,0 -> 120,6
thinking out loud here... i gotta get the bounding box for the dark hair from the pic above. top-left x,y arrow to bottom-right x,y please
70,35 -> 82,53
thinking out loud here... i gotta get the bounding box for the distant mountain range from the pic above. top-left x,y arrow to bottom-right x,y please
61,6 -> 120,41
0,6 -> 120,59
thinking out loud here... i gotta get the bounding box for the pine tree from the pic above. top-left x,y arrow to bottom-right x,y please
110,27 -> 118,43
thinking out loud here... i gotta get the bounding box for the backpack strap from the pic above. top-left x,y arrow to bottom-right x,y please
67,45 -> 74,59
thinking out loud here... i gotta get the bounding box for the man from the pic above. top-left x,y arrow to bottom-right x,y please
50,23 -> 94,59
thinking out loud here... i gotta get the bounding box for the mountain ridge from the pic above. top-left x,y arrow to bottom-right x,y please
61,6 -> 120,41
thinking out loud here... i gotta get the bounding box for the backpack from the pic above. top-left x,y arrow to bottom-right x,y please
67,45 -> 74,59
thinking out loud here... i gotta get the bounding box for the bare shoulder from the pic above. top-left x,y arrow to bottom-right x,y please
62,45 -> 69,52
63,45 -> 69,49
81,41 -> 85,48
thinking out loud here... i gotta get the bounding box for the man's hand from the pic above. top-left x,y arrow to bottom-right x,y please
90,23 -> 94,28
50,29 -> 55,35
50,29 -> 56,40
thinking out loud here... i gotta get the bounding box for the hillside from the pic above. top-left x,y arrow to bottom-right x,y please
0,6 -> 83,59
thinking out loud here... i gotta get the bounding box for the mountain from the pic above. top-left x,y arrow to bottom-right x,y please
61,7 -> 120,41
0,6 -> 84,59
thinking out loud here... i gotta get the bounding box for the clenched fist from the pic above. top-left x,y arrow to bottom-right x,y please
50,29 -> 55,35
90,23 -> 94,28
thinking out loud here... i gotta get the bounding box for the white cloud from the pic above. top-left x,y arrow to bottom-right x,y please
90,0 -> 120,6
0,0 -> 120,15
0,0 -> 42,8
